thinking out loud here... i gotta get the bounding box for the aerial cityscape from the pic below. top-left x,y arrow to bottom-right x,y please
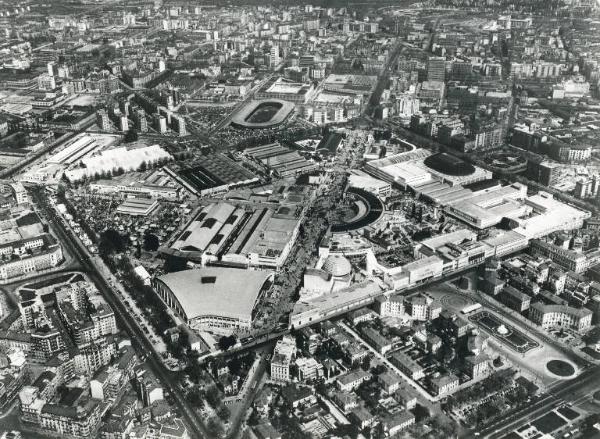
0,0 -> 599,438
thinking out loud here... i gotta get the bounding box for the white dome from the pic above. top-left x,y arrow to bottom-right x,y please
322,255 -> 352,277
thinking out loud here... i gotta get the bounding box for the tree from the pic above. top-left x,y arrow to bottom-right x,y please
138,160 -> 147,172
430,415 -> 459,437
205,385 -> 222,408
163,254 -> 188,273
56,184 -> 66,199
413,403 -> 430,422
186,363 -> 202,384
124,129 -> 138,143
99,229 -> 125,255
143,233 -> 160,251
206,417 -> 223,438
185,387 -> 203,408
216,404 -> 230,421
330,424 -> 359,439
360,355 -> 371,371
217,335 -> 237,351
247,409 -> 261,426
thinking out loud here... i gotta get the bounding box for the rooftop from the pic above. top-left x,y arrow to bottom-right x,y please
156,267 -> 273,322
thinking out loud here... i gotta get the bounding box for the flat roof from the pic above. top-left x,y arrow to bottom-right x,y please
157,267 -> 273,322
419,229 -> 476,250
381,162 -> 431,182
116,198 -> 158,216
173,202 -> 242,252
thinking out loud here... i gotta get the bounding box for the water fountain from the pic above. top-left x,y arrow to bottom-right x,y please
496,324 -> 509,335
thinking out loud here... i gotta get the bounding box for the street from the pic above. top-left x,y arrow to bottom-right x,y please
30,187 -> 208,439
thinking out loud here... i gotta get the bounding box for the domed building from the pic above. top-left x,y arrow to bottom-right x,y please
301,254 -> 353,299
322,255 -> 352,278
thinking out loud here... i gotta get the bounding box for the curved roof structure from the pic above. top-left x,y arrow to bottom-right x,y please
322,255 -> 352,277
423,153 -> 476,177
156,267 -> 273,322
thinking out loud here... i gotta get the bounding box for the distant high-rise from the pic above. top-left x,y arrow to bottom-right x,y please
38,74 -> 56,91
119,115 -> 129,132
270,46 -> 281,67
155,115 -> 167,133
96,109 -> 111,131
47,61 -> 58,77
171,115 -> 187,136
427,56 -> 446,82
119,100 -> 130,117
135,109 -> 148,133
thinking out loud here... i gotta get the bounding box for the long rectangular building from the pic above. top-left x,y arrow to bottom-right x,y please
169,200 -> 304,269
530,239 -> 590,273
245,143 -> 319,177
529,303 -> 592,332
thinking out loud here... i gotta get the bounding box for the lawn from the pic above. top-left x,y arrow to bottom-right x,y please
557,406 -> 579,421
532,412 -> 567,434
582,346 -> 600,359
546,360 -> 575,377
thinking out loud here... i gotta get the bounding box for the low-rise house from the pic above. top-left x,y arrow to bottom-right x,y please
344,344 -> 369,365
281,385 -> 314,409
464,354 -> 490,379
378,371 -> 401,394
331,390 -> 359,414
336,370 -> 371,392
348,308 -> 376,325
431,373 -> 459,396
295,357 -> 323,382
350,406 -> 376,429
253,422 -> 282,439
383,411 -> 416,436
390,351 -> 424,380
394,388 -> 417,409
500,286 -> 531,313
361,327 -> 393,355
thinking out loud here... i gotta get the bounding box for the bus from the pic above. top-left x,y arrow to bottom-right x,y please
461,303 -> 482,315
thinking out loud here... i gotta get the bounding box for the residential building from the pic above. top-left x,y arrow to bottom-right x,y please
430,373 -> 459,396
529,303 -> 593,331
390,351 -> 424,380
336,370 -> 371,392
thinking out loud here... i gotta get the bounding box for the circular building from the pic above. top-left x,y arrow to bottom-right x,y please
231,99 -> 295,129
423,152 -> 476,176
330,187 -> 384,233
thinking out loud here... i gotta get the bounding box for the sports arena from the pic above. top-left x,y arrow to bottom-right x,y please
230,99 -> 295,129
